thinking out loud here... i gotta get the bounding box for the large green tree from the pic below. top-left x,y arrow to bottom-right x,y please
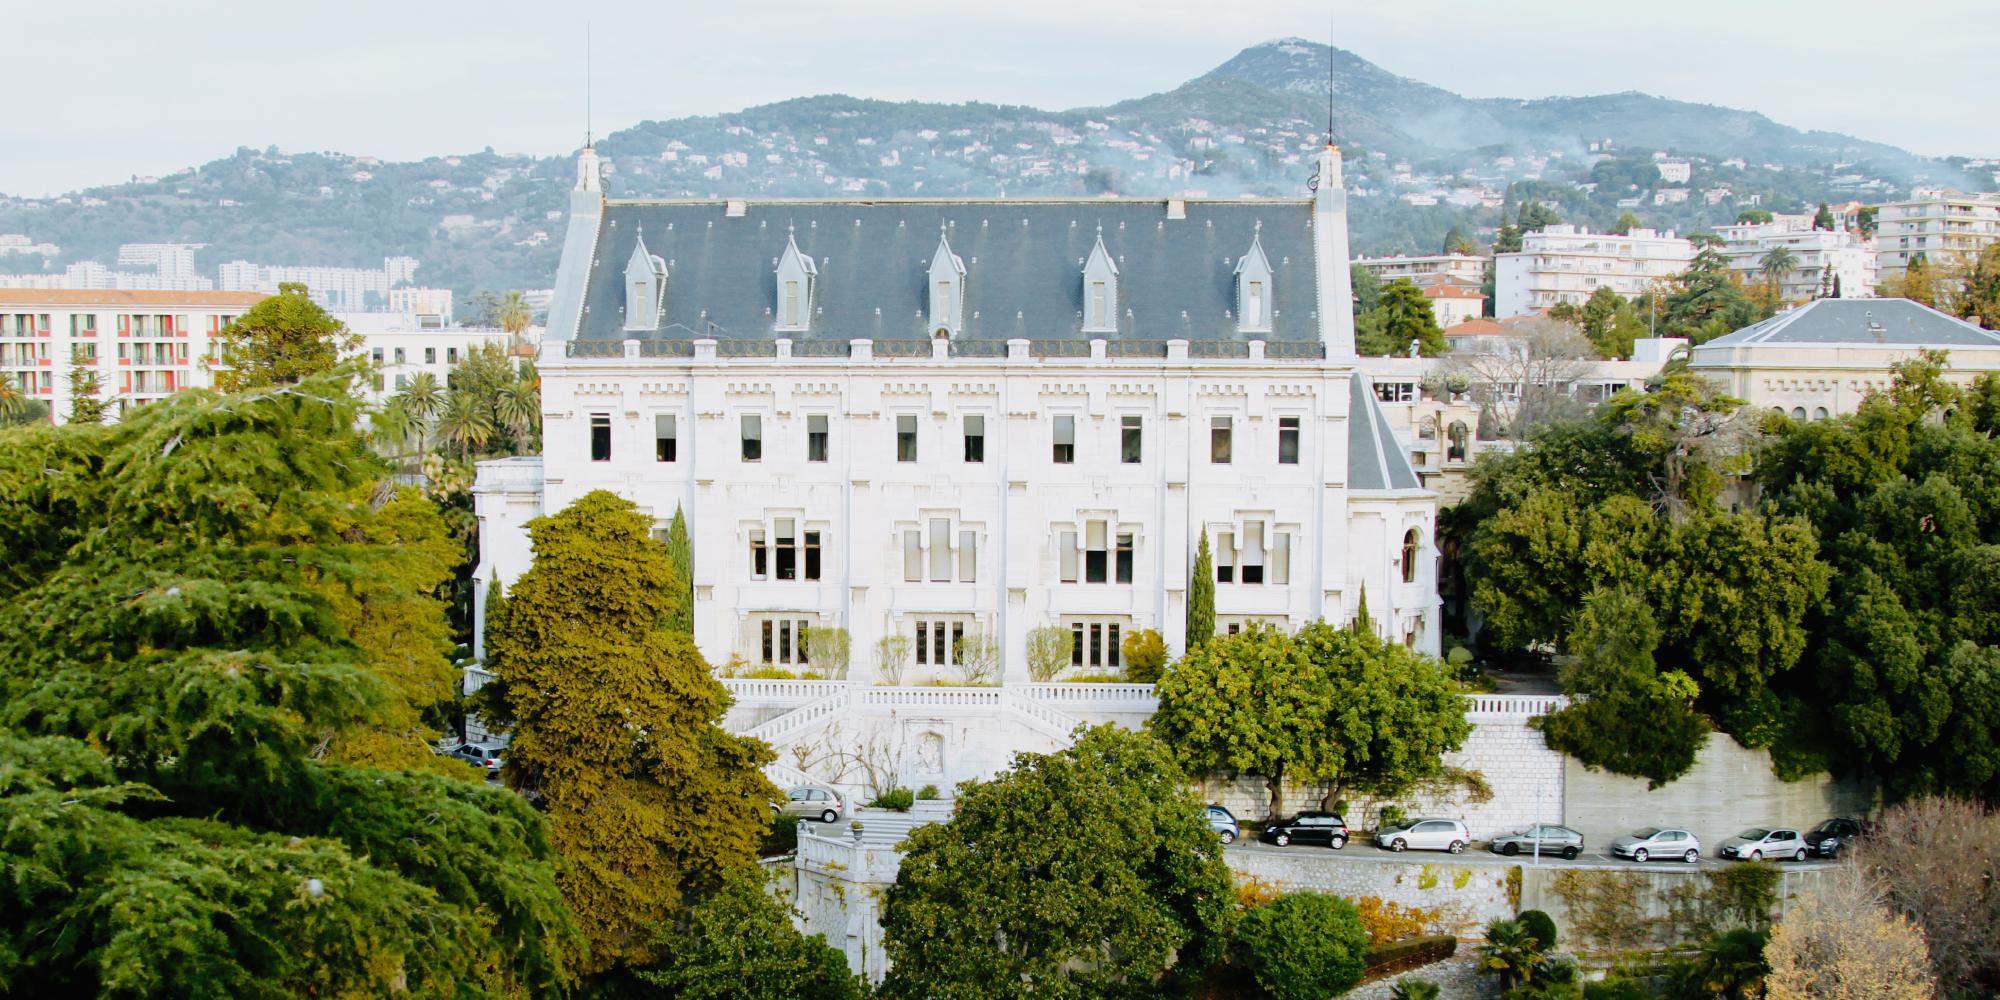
213,282 -> 360,392
1232,893 -> 1370,1000
0,377 -> 578,994
636,868 -> 864,1000
64,346 -> 107,425
481,489 -> 775,973
878,725 -> 1235,999
1538,587 -> 1709,787
1187,531 -> 1215,653
1358,278 -> 1447,357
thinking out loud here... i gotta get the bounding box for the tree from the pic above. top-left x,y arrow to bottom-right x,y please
1667,928 -> 1770,1000
493,379 -> 540,447
1351,263 -> 1384,315
1187,532 -> 1215,651
636,867 -> 864,1000
874,635 -> 913,685
64,345 -> 106,425
497,290 -> 534,337
1857,206 -> 1878,236
1478,917 -> 1547,991
952,631 -> 1000,685
878,726 -> 1235,999
1859,797 -> 2000,994
1150,622 -> 1469,819
664,506 -> 694,634
1443,317 -> 1596,438
1538,587 -> 1708,787
212,282 -> 360,392
1664,248 -> 1756,342
803,626 -> 851,679
1955,242 -> 2000,329
1494,223 -> 1523,254
1359,279 -> 1447,357
1759,246 -> 1800,295
1611,211 -> 1641,236
1441,224 -> 1480,256
1812,203 -> 1836,231
481,490 -> 776,973
434,390 -> 496,458
1736,209 -> 1774,224
1120,628 -> 1168,683
1026,625 -> 1074,682
395,370 -> 446,450
1763,867 -> 1936,1000
461,290 -> 503,328
1518,201 -> 1562,233
1233,893 -> 1369,1000
0,377 -> 579,994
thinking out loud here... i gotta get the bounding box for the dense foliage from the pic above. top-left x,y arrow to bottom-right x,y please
1231,893 -> 1370,1000
1151,621 -> 1470,818
480,490 -> 776,974
212,282 -> 360,392
0,377 -> 578,995
879,726 -> 1235,999
635,868 -> 865,1000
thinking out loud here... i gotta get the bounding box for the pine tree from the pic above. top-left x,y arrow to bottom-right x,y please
1188,531 -> 1215,652
213,282 -> 361,392
487,489 -> 775,974
64,346 -> 106,425
1813,202 -> 1836,231
665,505 -> 694,634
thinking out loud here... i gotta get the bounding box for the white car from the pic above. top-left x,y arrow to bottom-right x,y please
1374,819 -> 1470,854
1718,828 -> 1809,862
1610,827 -> 1702,863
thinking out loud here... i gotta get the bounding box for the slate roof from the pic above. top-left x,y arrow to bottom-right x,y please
1346,372 -> 1422,492
574,199 -> 1320,344
1702,298 -> 2000,348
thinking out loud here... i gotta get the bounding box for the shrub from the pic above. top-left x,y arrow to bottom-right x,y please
1233,893 -> 1370,1000
1478,918 -> 1546,991
874,635 -> 912,685
1363,935 -> 1457,975
1121,628 -> 1168,682
1389,979 -> 1441,1000
1518,909 -> 1559,952
870,787 -> 915,811
1354,896 -> 1439,946
761,813 -> 799,857
1234,875 -> 1284,911
1025,625 -> 1073,682
802,626 -> 851,679
1377,804 -> 1409,833
951,633 -> 999,685
915,784 -> 940,801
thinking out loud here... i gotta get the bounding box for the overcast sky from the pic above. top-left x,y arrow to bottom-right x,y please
5,0 -> 1993,197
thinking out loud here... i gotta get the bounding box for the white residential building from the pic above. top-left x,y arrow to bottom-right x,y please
387,286 -> 456,325
1716,220 -> 1877,300
1872,191 -> 2000,279
0,289 -> 265,423
1352,252 -> 1489,289
218,256 -> 421,311
1494,225 -> 1694,318
467,144 -> 1441,792
1656,160 -> 1692,185
1421,284 -> 1486,328
342,312 -> 518,407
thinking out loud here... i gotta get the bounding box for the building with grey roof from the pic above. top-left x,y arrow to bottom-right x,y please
1691,298 -> 2000,419
468,141 -> 1439,797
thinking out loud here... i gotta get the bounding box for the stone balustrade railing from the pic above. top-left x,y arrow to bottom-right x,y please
1465,693 -> 1567,717
1012,683 -> 1159,710
797,827 -> 904,883
721,678 -> 848,704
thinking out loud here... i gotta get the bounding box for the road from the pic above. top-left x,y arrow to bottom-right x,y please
1225,836 -> 1839,873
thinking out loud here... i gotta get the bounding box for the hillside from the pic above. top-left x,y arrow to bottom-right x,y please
0,39 -> 1985,301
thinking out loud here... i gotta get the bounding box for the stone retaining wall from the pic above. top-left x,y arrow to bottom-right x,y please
1225,852 -> 1518,938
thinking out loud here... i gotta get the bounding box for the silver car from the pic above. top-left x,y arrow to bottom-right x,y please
776,786 -> 844,823
1610,827 -> 1701,863
1375,818 -> 1470,854
451,743 -> 505,776
1718,827 -> 1809,862
1489,824 -> 1584,860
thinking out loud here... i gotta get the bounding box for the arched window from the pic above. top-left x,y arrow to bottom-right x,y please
1812,406 -> 1829,420
1446,422 -> 1469,462
1400,529 -> 1421,584
1790,406 -> 1807,420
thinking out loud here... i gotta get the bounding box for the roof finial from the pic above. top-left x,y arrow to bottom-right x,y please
1324,14 -> 1335,147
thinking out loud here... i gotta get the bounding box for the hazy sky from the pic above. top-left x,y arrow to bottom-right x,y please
5,0 -> 1994,196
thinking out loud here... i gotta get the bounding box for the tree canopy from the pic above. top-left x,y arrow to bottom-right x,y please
212,282 -> 360,392
1357,278 -> 1448,357
636,867 -> 864,1000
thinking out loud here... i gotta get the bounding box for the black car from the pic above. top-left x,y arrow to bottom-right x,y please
1260,811 -> 1349,849
1803,817 -> 1864,858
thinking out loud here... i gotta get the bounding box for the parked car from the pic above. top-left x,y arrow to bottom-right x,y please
1261,811 -> 1350,849
451,743 -> 504,775
1719,827 -> 1809,862
1803,817 -> 1864,858
1610,827 -> 1701,863
1375,819 -> 1471,854
776,786 -> 844,823
1489,824 -> 1584,860
1207,805 -> 1241,845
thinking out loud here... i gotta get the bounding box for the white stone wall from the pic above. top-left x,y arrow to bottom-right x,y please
1225,851 -> 1517,938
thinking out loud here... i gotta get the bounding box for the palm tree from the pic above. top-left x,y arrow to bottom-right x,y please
493,380 -> 539,451
371,397 -> 417,459
1388,979 -> 1441,1000
1477,918 -> 1544,991
395,371 -> 446,450
1759,246 -> 1800,295
497,291 -> 533,339
0,372 -> 24,423
434,391 -> 495,458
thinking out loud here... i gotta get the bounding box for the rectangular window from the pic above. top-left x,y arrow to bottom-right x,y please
1271,531 -> 1291,585
394,347 -> 406,364
749,528 -> 768,579
928,518 -> 952,582
1115,533 -> 1134,584
590,413 -> 611,461
424,347 -> 436,364
655,414 -> 677,462
963,414 -> 984,463
948,622 -> 962,667
897,414 -> 918,462
1084,520 -> 1108,584
804,531 -> 822,581
903,530 -> 922,582
1242,522 -> 1265,584
775,519 -> 797,581
1059,530 -> 1078,583
1089,281 -> 1107,327
1246,281 -> 1264,326
807,414 -> 828,462
1089,623 -> 1102,667
784,280 -> 801,326
741,414 -> 763,462
958,529 -> 976,583
1216,531 -> 1235,583
1120,415 -> 1142,464
447,347 -> 458,364
371,347 -> 384,363
762,621 -> 774,663
1108,624 -> 1121,668
933,620 -> 948,666
778,619 -> 793,664
1072,623 -> 1085,666
1053,415 -> 1075,463
916,622 -> 930,665
1278,416 -> 1300,465
1211,415 -> 1232,463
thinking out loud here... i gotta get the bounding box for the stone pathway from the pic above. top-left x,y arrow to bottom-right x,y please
1346,953 -> 1499,999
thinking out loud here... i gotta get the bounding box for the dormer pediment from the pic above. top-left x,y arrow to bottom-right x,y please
928,232 -> 965,337
1234,231 -> 1274,333
624,235 -> 668,333
1082,234 -> 1119,333
775,234 -> 816,332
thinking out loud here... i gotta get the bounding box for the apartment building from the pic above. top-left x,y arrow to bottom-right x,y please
0,289 -> 265,423
1716,220 -> 1878,300
1494,225 -> 1694,317
1872,190 -> 2000,279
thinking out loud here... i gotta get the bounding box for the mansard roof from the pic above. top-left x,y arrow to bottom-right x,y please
573,198 -> 1317,344
1701,297 -> 2000,348
1347,372 -> 1423,492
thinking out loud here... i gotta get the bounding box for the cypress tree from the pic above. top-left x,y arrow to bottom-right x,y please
1353,585 -> 1373,639
665,505 -> 693,634
64,346 -> 106,425
1188,532 -> 1215,652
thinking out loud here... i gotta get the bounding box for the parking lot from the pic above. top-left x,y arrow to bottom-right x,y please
1226,836 -> 1837,873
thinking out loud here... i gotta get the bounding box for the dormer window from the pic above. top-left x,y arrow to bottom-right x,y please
928,232 -> 965,338
775,234 -> 816,332
624,235 -> 667,333
1082,233 -> 1119,333
1234,232 -> 1274,334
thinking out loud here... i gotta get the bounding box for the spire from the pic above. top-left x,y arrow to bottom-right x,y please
1323,15 -> 1336,148
575,144 -> 602,193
